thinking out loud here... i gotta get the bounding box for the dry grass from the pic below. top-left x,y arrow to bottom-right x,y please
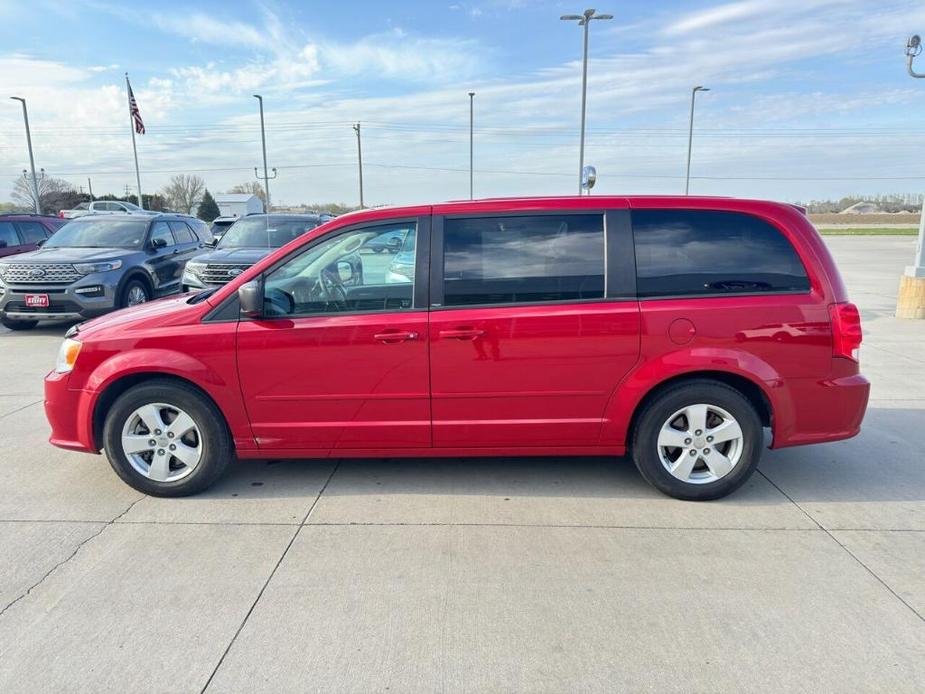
808,212 -> 920,225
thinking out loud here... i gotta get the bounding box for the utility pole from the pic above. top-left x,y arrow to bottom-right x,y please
10,97 -> 41,214
685,86 -> 710,195
468,92 -> 475,200
87,177 -> 94,200
898,34 -> 925,319
253,94 -> 274,211
561,9 -> 613,195
353,122 -> 365,208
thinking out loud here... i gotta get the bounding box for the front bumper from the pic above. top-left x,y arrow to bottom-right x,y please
0,275 -> 119,321
45,370 -> 98,453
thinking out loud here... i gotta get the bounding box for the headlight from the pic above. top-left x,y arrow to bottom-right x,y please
55,338 -> 82,374
184,262 -> 206,276
74,260 -> 123,275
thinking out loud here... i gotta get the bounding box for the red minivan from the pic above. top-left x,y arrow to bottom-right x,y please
44,197 -> 869,500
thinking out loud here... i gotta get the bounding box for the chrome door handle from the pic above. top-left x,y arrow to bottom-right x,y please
374,330 -> 418,343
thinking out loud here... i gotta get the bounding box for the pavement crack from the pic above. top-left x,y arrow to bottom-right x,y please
758,470 -> 925,624
199,460 -> 342,694
0,399 -> 43,421
0,495 -> 145,619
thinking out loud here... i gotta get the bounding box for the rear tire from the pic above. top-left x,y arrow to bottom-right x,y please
1,316 -> 38,331
102,379 -> 233,496
631,380 -> 763,501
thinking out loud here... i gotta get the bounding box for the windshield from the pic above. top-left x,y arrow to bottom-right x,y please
217,217 -> 320,249
43,219 -> 149,249
121,201 -> 142,211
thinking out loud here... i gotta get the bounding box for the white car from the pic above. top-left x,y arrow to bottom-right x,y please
59,200 -> 158,219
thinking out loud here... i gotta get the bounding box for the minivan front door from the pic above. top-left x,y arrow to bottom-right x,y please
428,210 -> 640,448
236,218 -> 431,450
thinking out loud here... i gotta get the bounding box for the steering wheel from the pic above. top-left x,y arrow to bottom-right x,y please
319,268 -> 349,311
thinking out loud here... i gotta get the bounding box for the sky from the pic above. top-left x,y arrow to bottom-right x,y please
2,0 -> 925,207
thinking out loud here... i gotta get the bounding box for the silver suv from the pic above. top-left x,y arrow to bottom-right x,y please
0,214 -> 209,330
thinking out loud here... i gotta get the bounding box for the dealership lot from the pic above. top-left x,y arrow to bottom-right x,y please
0,236 -> 923,692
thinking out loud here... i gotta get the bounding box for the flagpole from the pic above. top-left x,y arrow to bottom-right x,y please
125,73 -> 144,210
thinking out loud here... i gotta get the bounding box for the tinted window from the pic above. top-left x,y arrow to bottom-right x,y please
442,214 -> 604,306
263,223 -> 416,317
168,221 -> 195,244
15,221 -> 48,244
632,210 -> 810,298
150,221 -> 175,247
0,222 -> 20,247
44,219 -> 149,249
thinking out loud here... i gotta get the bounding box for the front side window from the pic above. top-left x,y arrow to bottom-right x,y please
442,214 -> 605,307
632,210 -> 810,298
262,222 -> 417,317
168,221 -> 195,244
150,222 -> 175,247
44,219 -> 149,249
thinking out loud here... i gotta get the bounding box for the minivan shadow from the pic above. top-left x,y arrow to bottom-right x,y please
205,406 -> 923,507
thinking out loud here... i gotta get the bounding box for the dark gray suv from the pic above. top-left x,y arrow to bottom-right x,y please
0,214 -> 210,330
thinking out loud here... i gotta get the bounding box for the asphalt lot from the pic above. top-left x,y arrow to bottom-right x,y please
0,236 -> 923,693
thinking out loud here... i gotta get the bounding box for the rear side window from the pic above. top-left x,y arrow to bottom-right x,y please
632,210 -> 810,298
0,222 -> 20,247
442,214 -> 604,306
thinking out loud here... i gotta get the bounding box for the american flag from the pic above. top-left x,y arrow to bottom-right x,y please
127,78 -> 145,135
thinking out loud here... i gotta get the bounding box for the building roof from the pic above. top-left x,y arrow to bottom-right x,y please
215,194 -> 259,203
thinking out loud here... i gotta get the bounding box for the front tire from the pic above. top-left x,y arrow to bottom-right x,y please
1,316 -> 38,331
102,379 -> 232,496
119,279 -> 150,308
631,380 -> 763,501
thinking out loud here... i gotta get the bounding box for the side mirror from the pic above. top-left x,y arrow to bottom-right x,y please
151,237 -> 167,249
35,238 -> 46,248
205,238 -> 217,248
238,279 -> 263,318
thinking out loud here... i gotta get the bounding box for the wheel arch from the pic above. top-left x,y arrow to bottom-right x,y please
115,268 -> 154,303
624,371 -> 772,456
91,372 -> 232,451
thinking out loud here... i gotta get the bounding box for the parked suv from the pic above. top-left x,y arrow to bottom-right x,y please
181,214 -> 361,291
0,214 -> 210,330
44,197 -> 869,500
0,213 -> 66,258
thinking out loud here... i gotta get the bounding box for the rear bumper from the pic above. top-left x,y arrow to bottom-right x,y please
771,372 -> 870,448
44,371 -> 98,453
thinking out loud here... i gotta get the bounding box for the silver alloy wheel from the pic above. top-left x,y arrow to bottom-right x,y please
656,403 -> 744,485
120,402 -> 202,482
126,285 -> 148,306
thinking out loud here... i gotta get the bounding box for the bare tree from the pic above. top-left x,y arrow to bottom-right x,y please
161,174 -> 206,214
10,176 -> 79,214
228,181 -> 267,205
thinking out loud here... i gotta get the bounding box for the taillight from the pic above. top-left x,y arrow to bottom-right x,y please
829,302 -> 862,361
58,211 -> 64,218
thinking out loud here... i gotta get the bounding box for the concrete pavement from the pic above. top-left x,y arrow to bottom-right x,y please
0,236 -> 923,692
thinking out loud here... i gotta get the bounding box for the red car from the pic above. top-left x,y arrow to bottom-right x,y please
0,213 -> 65,258
44,196 -> 869,500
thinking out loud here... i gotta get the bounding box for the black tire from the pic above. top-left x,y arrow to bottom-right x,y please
119,278 -> 150,309
102,379 -> 233,496
631,380 -> 763,501
1,316 -> 38,331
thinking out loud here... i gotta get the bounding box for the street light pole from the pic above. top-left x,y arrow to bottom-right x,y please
253,94 -> 272,211
353,122 -> 365,208
561,9 -> 613,195
468,91 -> 475,200
898,35 -> 925,319
685,86 -> 710,195
10,97 -> 41,214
